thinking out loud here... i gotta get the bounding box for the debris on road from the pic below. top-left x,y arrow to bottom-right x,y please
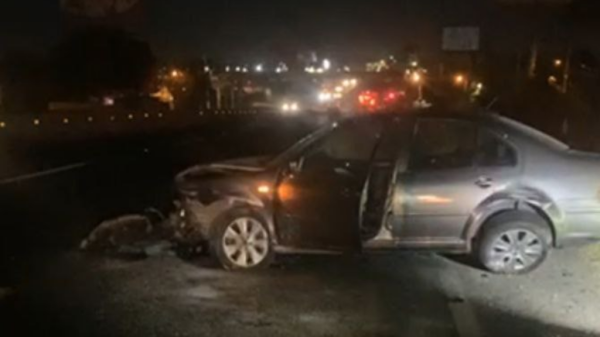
80,210 -> 175,258
81,214 -> 154,251
144,241 -> 175,257
186,284 -> 220,300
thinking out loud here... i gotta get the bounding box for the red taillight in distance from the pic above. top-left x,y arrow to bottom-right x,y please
358,90 -> 379,110
359,89 -> 405,112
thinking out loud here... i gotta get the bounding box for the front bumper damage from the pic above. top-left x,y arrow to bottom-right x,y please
173,161 -> 273,245
173,194 -> 248,245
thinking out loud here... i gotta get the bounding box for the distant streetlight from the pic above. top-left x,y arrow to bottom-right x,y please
411,72 -> 422,84
255,64 -> 264,73
453,73 -> 468,90
411,71 -> 424,102
554,59 -> 563,67
454,74 -> 466,85
554,59 -> 563,68
103,96 -> 115,106
323,59 -> 331,71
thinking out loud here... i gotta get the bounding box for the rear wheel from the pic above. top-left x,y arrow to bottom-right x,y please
478,212 -> 551,275
210,209 -> 274,270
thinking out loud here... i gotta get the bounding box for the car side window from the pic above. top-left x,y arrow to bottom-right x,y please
410,119 -> 478,171
476,129 -> 517,167
372,118 -> 406,162
303,120 -> 382,169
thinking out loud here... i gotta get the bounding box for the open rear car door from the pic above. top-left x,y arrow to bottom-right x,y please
361,116 -> 413,248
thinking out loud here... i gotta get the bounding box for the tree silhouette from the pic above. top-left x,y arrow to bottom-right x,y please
55,26 -> 156,99
61,0 -> 140,18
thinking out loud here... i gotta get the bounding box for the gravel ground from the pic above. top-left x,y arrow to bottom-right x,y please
2,245 -> 600,337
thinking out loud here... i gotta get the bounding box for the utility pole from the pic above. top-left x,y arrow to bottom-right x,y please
560,46 -> 572,94
528,39 -> 539,79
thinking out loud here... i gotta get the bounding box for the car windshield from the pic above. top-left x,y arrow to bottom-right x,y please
266,122 -> 337,169
5,1 -> 600,337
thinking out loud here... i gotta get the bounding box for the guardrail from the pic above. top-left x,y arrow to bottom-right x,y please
0,109 -> 263,141
0,108 -> 273,183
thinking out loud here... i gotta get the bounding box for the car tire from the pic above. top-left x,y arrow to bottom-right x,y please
478,211 -> 552,275
209,208 -> 274,271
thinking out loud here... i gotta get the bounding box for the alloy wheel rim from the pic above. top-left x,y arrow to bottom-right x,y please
222,217 -> 269,268
487,229 -> 544,273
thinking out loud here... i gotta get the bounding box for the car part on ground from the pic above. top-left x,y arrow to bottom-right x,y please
80,210 -> 175,258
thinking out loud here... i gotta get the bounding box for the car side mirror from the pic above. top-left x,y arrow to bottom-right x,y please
288,157 -> 305,173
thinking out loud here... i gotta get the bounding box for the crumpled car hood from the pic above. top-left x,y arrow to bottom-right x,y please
175,156 -> 270,190
208,155 -> 271,172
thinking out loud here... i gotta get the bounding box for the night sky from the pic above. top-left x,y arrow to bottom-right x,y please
142,0 -> 515,60
0,0 -> 556,60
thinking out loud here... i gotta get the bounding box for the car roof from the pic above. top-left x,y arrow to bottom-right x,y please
346,108 -> 569,151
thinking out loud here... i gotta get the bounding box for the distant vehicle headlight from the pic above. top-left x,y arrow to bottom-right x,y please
281,102 -> 299,113
318,92 -> 333,102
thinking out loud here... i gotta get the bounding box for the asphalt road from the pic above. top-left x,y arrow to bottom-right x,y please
2,246 -> 600,337
2,113 -> 600,337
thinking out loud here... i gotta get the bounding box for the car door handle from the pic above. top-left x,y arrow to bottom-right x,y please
475,176 -> 493,189
334,167 -> 354,177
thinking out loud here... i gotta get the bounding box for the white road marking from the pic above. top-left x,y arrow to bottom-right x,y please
449,299 -> 481,337
443,266 -> 482,337
0,162 -> 88,185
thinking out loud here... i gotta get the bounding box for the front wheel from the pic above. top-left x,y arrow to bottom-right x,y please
478,212 -> 551,275
210,209 -> 274,270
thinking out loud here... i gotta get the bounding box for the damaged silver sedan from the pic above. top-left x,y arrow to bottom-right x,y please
174,110 -> 600,274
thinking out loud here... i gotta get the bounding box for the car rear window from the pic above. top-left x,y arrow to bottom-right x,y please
410,119 -> 478,171
495,115 -> 569,151
476,129 -> 518,167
